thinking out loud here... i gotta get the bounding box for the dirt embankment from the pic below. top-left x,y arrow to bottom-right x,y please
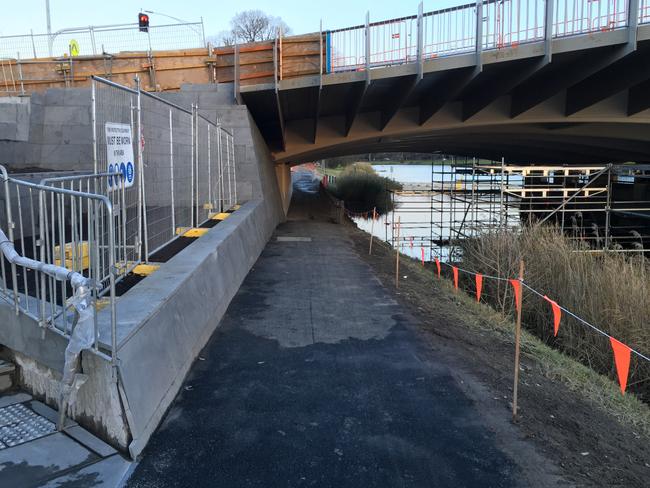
346,224 -> 650,488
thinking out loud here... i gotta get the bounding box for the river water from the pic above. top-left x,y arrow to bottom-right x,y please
352,164 -> 519,261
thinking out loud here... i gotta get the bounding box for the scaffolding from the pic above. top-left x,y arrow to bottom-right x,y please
387,158 -> 650,261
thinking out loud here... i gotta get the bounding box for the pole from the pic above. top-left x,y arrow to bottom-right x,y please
395,216 -> 401,288
604,165 -> 612,250
512,259 -> 524,421
369,207 -> 376,255
45,0 -> 53,57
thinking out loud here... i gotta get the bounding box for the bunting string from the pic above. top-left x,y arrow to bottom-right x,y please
431,257 -> 650,393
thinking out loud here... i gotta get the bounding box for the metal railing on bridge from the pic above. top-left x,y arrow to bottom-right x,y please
1,76 -> 238,362
326,0 -> 649,73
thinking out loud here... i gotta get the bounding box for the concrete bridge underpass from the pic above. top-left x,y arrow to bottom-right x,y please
240,0 -> 650,164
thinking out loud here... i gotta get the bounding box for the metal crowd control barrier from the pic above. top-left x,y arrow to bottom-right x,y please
0,165 -> 118,363
327,0 -> 644,73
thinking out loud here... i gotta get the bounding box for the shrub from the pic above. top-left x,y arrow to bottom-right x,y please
331,164 -> 401,214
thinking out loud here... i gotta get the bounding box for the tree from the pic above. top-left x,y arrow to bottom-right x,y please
212,10 -> 291,46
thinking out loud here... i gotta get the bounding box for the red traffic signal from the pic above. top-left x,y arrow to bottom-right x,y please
138,13 -> 149,32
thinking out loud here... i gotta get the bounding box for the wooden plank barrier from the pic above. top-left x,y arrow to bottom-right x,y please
0,32 -> 325,96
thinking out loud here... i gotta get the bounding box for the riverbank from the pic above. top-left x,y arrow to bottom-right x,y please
346,221 -> 650,487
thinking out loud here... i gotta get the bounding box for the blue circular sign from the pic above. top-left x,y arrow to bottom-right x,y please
126,162 -> 134,184
108,164 -> 114,187
120,163 -> 127,185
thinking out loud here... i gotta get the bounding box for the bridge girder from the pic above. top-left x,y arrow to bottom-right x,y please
239,25 -> 650,164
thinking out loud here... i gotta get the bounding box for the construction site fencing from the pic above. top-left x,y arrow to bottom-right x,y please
0,165 -> 118,362
0,22 -> 205,61
327,0 -> 646,73
92,76 -> 237,261
92,78 -> 142,274
0,77 -> 237,361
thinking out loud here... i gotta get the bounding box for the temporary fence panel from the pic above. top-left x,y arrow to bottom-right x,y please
140,91 -> 181,255
171,108 -> 195,235
93,76 -> 237,258
0,22 -> 205,60
208,125 -> 222,215
92,77 -> 142,277
195,115 -> 212,224
223,129 -> 236,209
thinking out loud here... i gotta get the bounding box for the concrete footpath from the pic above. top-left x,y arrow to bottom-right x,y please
124,192 -> 540,487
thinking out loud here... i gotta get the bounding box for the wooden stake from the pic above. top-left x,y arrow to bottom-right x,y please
395,216 -> 401,289
512,259 -> 525,421
369,207 -> 376,255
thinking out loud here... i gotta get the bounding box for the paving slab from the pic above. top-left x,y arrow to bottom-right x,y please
0,432 -> 97,487
40,453 -> 131,488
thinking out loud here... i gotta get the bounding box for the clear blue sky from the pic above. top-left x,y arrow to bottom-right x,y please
2,0 -> 465,37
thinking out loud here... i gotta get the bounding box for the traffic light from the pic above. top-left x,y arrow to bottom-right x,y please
138,13 -> 149,32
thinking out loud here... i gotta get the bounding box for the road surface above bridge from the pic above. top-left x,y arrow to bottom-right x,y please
125,188 -> 563,487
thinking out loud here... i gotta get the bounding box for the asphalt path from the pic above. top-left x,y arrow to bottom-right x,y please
126,190 -> 521,488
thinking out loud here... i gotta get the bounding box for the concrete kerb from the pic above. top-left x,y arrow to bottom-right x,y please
90,199 -> 278,458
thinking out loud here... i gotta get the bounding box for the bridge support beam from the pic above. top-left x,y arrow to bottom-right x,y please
344,81 -> 368,136
463,57 -> 548,121
628,79 -> 650,115
563,0 -> 641,116
380,75 -> 418,131
419,67 -> 479,126
565,47 -> 650,116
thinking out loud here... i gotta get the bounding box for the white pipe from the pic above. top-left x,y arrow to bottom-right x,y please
0,228 -> 90,290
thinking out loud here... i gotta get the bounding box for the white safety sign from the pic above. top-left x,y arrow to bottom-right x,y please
105,122 -> 135,190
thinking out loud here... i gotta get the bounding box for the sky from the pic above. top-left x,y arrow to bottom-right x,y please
1,0 -> 466,38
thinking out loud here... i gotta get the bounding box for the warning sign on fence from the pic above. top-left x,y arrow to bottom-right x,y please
105,123 -> 135,190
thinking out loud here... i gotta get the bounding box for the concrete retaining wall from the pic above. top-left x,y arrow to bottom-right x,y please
0,89 -> 94,172
0,83 -> 286,456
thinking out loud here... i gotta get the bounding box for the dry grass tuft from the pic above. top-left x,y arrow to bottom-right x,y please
459,226 -> 650,401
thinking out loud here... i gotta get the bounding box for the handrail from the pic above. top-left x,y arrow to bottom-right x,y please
1,164 -> 117,363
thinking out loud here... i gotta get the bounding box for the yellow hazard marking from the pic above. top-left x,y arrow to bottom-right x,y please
95,298 -> 111,312
132,264 -> 161,276
182,228 -> 209,238
54,241 -> 89,270
210,212 -> 230,221
229,204 -> 241,211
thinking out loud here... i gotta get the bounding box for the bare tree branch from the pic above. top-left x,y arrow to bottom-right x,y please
209,10 -> 292,46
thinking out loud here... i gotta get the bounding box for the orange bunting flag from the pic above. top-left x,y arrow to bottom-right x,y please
434,258 -> 441,278
475,274 -> 483,302
421,247 -> 425,266
543,295 -> 562,337
609,337 -> 632,394
452,266 -> 459,290
509,279 -> 521,312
